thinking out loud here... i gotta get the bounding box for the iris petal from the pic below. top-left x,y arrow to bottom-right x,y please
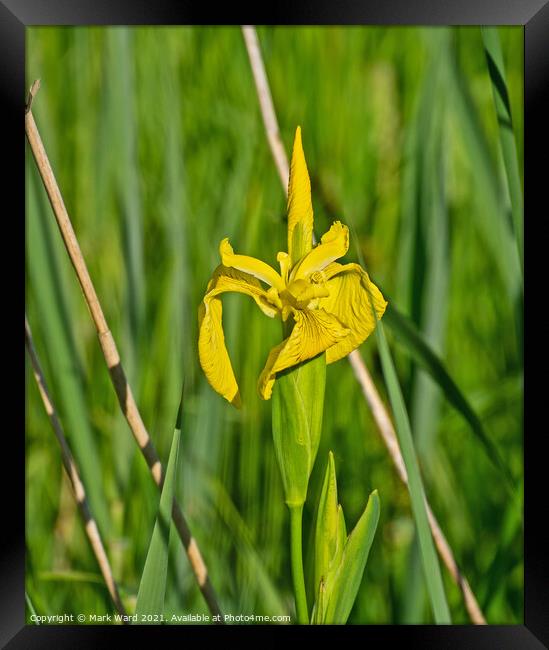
220,239 -> 284,290
258,308 -> 350,400
198,265 -> 278,407
320,262 -> 387,363
290,222 -> 349,281
287,127 -> 314,264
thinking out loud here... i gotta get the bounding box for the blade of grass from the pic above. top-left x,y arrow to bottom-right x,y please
375,319 -> 451,624
402,39 -> 449,620
410,64 -> 449,457
206,475 -> 289,616
25,592 -> 39,623
38,570 -> 116,585
104,28 -> 146,491
481,26 -> 523,277
135,399 -> 181,619
443,30 -> 521,301
106,28 -> 146,346
383,304 -> 515,493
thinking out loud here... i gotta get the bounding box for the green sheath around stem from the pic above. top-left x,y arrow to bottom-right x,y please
272,352 -> 326,624
271,353 -> 326,507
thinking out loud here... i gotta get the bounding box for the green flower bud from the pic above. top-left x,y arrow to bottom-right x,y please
312,452 -> 380,624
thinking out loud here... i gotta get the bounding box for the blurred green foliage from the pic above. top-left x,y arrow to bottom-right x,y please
25,26 -> 523,624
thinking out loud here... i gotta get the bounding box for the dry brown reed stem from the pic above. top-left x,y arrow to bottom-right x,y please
242,25 -> 486,625
25,83 -> 223,621
242,27 -> 290,189
25,317 -> 127,619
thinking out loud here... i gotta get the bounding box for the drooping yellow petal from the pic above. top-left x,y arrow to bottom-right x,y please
287,126 -> 314,264
290,221 -> 349,281
199,265 -> 278,407
220,239 -> 285,291
258,308 -> 350,400
320,262 -> 387,364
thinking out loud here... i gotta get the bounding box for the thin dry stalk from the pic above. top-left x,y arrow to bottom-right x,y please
242,25 -> 486,625
242,27 -> 289,189
25,84 -> 223,620
25,317 -> 127,619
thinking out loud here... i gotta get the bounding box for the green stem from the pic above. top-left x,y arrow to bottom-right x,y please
289,504 -> 309,624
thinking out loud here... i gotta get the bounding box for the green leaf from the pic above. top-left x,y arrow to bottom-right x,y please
375,319 -> 451,623
335,506 -> 347,572
271,353 -> 326,506
206,474 -> 288,616
38,570 -> 109,585
311,579 -> 326,625
481,26 -> 523,277
25,591 -> 39,623
105,28 -> 146,492
312,453 -> 380,625
384,303 -> 515,493
134,401 -> 182,620
314,451 -> 339,593
444,30 -> 521,302
323,490 -> 380,624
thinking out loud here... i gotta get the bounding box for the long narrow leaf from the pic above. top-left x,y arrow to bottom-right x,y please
481,26 -> 523,277
25,592 -> 39,623
207,475 -> 288,616
403,38 -> 449,620
105,28 -> 146,490
375,320 -> 451,624
411,73 -> 449,455
384,304 -> 515,492
134,402 -> 182,619
443,31 -> 521,302
322,491 -> 380,625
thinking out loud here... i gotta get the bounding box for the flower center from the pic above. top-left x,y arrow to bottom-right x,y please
282,278 -> 330,311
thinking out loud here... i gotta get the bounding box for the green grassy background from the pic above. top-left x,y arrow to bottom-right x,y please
25,26 -> 523,624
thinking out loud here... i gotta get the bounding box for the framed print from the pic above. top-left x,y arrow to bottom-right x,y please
4,0 -> 547,645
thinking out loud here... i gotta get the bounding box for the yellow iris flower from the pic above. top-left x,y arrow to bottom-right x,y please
198,127 -> 387,407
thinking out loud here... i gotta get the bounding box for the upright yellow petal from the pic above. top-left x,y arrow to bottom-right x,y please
290,221 -> 349,281
258,308 -> 350,400
287,126 -> 314,264
320,262 -> 387,363
220,239 -> 284,291
199,265 -> 278,407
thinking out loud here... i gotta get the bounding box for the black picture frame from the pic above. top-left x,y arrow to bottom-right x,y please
7,1 -> 547,646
